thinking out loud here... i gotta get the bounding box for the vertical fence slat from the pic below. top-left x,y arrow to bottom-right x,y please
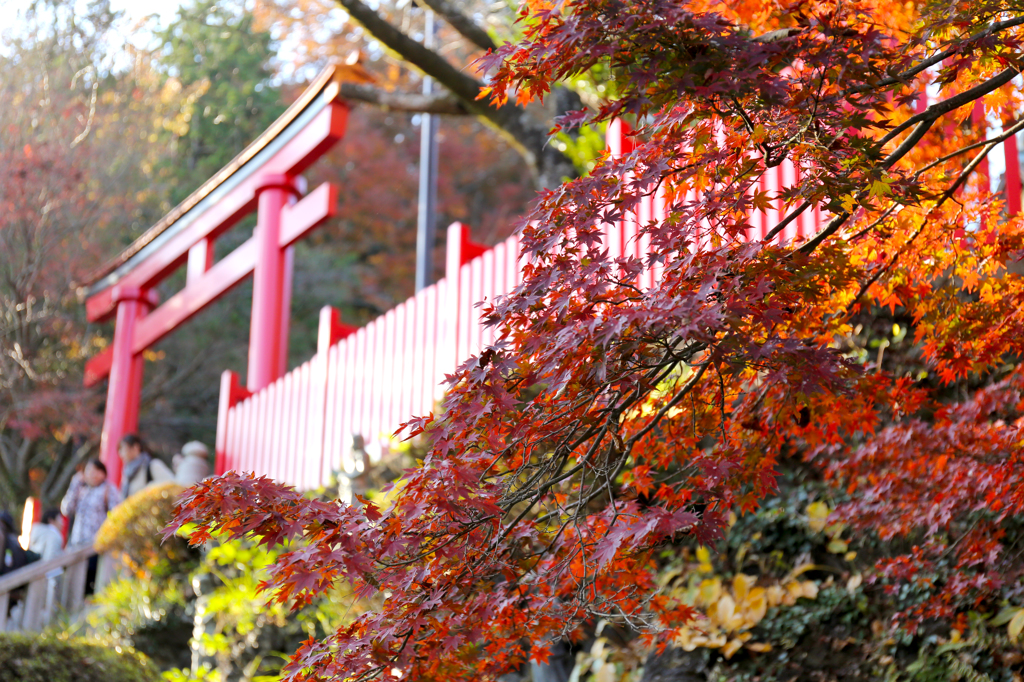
254,391 -> 267,477
457,263 -> 472,367
369,320 -> 387,458
411,290 -> 427,420
480,249 -> 496,348
339,332 -> 359,475
1006,132 -> 1022,216
427,280 -> 444,407
322,343 -> 340,484
471,257 -> 485,358
236,399 -> 249,474
279,377 -> 291,483
394,304 -> 409,439
349,328 -> 368,466
267,382 -> 281,480
296,362 -> 311,488
381,309 -> 398,450
400,297 -> 417,433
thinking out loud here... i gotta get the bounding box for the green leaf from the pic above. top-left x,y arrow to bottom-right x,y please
990,605 -> 1021,627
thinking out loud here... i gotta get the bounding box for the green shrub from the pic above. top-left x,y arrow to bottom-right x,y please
0,633 -> 162,682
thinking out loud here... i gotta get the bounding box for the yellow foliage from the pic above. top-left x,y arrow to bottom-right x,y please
1009,608 -> 1024,645
806,501 -> 830,533
673,568 -> 821,659
95,482 -> 192,576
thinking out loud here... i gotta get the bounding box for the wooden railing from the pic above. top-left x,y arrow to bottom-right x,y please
0,546 -> 113,632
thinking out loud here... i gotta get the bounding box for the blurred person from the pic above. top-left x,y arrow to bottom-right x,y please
118,433 -> 174,498
0,510 -> 27,576
172,440 -> 211,487
29,508 -> 64,562
61,459 -> 120,594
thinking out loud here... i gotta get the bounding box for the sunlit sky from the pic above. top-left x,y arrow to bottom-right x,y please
0,0 -> 187,56
0,0 -> 186,36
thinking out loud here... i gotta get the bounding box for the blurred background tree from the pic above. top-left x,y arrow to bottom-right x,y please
0,0 -> 539,511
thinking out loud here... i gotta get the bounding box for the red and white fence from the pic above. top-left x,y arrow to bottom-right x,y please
216,115 -> 1024,490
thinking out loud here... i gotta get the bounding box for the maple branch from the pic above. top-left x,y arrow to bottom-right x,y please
847,118 -> 1024,308
798,117 -> 936,254
763,200 -> 812,243
416,0 -> 497,52
879,67 -> 1019,147
913,115 -> 1024,179
845,15 -> 1024,96
337,81 -> 469,115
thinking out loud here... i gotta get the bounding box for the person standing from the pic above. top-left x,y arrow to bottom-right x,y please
29,509 -> 65,562
61,459 -> 120,594
0,511 -> 27,576
172,440 -> 211,487
118,433 -> 174,499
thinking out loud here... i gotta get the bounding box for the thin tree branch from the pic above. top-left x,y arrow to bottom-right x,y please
879,68 -> 1019,147
416,0 -> 497,52
335,0 -> 488,112
338,81 -> 470,114
845,16 -> 1024,96
334,0 -> 563,182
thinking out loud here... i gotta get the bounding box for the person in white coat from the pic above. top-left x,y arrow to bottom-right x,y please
118,434 -> 175,499
28,508 -> 64,562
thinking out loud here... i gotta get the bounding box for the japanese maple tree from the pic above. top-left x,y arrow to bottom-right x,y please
171,0 -> 1024,679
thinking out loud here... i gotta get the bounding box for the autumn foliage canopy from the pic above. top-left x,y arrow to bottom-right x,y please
170,0 -> 1024,679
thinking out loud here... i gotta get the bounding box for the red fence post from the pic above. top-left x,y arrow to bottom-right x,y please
216,370 -> 251,475
99,286 -> 158,485
1005,129 -> 1021,217
444,222 -> 487,374
249,174 -> 298,392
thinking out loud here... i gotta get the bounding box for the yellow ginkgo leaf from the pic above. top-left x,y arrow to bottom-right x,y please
741,587 -> 768,625
716,594 -> 737,627
733,574 -> 756,603
723,638 -> 744,659
766,585 -> 786,607
706,634 -> 728,649
846,574 -> 863,592
594,663 -> 616,682
1008,608 -> 1024,644
800,581 -> 819,600
746,642 -> 773,653
827,538 -> 849,554
698,578 -> 722,607
806,501 -> 831,533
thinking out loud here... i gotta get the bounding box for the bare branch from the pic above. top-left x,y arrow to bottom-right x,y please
416,0 -> 497,52
334,0 -> 576,186
335,0 -> 486,112
338,81 -> 470,115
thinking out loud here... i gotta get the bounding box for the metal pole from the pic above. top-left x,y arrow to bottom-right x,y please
415,9 -> 439,293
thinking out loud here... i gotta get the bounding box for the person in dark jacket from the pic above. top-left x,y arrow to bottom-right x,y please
0,510 -> 28,576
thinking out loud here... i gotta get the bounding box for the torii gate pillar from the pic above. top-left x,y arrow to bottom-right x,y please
249,174 -> 299,392
100,286 -> 159,481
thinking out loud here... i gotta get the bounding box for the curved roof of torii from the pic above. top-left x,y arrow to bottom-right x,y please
79,64 -> 347,299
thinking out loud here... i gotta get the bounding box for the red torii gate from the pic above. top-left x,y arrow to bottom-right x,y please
82,66 -> 349,485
